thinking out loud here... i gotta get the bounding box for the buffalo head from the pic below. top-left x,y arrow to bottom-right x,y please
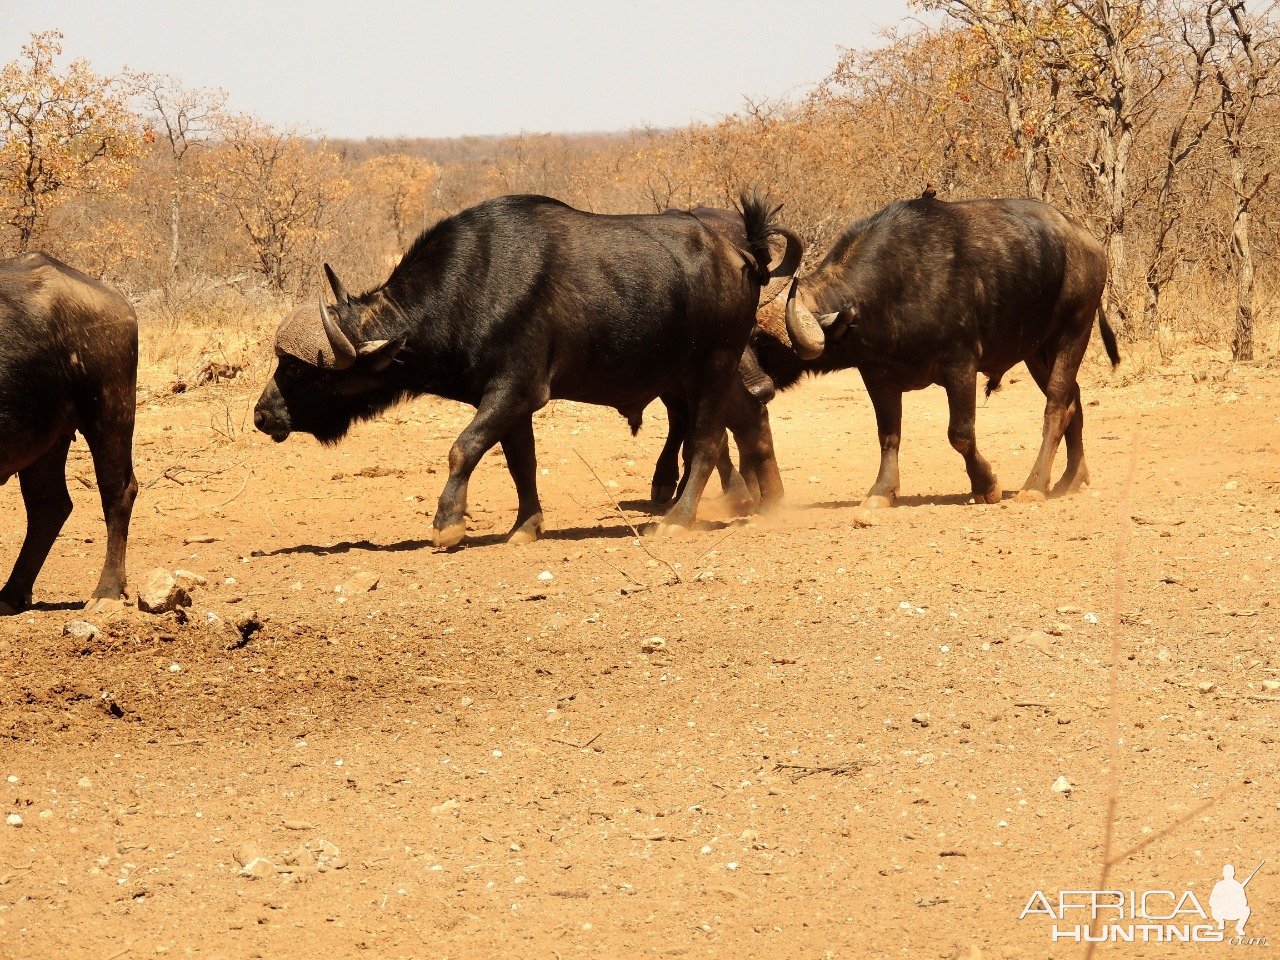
253,264 -> 407,445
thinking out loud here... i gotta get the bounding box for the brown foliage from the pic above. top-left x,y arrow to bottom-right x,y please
2,10 -> 1278,358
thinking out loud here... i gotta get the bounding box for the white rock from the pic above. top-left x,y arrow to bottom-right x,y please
641,636 -> 666,654
173,569 -> 207,588
341,571 -> 379,594
1262,679 -> 1280,693
6,813 -> 23,827
1051,775 -> 1074,794
62,620 -> 98,641
537,571 -> 554,582
238,857 -> 275,879
136,569 -> 192,615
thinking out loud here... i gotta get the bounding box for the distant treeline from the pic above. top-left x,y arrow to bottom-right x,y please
3,2 -> 1279,359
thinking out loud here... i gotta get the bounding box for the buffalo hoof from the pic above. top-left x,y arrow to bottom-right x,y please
1052,468 -> 1090,497
84,596 -> 128,616
979,481 -> 1002,504
432,521 -> 467,550
861,493 -> 896,509
1014,488 -> 1047,504
652,520 -> 691,538
507,513 -> 544,545
0,596 -> 26,616
650,483 -> 677,505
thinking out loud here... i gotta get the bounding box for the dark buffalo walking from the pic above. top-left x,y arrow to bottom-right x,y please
0,253 -> 139,614
254,193 -> 787,547
665,193 -> 1117,510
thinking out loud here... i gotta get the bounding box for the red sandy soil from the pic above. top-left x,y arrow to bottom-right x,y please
1,355 -> 1278,959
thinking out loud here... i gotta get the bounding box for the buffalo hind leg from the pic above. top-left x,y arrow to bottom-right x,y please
0,434 -> 73,615
1026,355 -> 1089,495
1018,336 -> 1088,502
862,379 -> 902,508
434,390 -> 540,549
651,396 -> 687,505
83,419 -> 139,605
944,364 -> 1001,504
500,415 -> 544,544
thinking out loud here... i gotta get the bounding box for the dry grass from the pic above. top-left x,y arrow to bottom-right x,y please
133,279 -> 291,397
128,275 -> 1276,405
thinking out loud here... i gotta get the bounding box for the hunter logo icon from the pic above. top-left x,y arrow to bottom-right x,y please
1211,862 -> 1263,937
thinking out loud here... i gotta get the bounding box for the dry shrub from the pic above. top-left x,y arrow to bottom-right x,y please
133,279 -> 289,395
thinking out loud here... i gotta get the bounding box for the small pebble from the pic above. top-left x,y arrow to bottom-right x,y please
6,813 -> 22,828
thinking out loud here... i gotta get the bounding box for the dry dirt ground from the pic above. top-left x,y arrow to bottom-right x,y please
1,352 -> 1278,959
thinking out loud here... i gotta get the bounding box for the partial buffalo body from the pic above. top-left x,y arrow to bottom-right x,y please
254,193 -> 787,548
648,206 -> 801,512
0,254 -> 139,614
667,194 -> 1117,510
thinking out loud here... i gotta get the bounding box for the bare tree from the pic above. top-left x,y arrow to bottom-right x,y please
1208,0 -> 1280,360
214,115 -> 348,291
135,74 -> 226,276
1141,1 -> 1223,342
926,0 -> 1068,200
1050,0 -> 1168,339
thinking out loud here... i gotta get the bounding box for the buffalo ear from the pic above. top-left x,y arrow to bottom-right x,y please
356,335 -> 407,372
324,263 -> 350,306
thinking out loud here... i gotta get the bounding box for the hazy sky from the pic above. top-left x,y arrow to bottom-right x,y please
2,0 -> 915,138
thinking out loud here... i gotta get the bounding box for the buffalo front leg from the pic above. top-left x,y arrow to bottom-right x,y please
862,379 -> 902,508
715,432 -> 754,514
500,415 -> 544,545
729,396 -> 784,514
433,392 -> 533,549
944,364 -> 1001,504
1018,340 -> 1087,502
651,396 -> 687,505
0,435 -> 73,615
658,357 -> 736,533
84,422 -> 139,604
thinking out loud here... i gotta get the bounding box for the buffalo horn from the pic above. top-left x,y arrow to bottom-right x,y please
324,263 -> 350,305
784,285 -> 826,360
319,293 -> 357,368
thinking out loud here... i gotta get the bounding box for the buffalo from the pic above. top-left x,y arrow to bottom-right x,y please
664,193 -> 1118,509
0,253 -> 139,614
254,193 -> 788,547
647,205 -> 802,509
